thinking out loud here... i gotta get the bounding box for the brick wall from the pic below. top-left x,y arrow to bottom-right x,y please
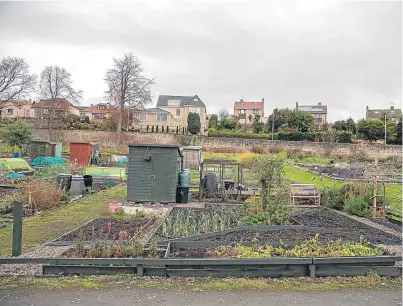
32,129 -> 402,156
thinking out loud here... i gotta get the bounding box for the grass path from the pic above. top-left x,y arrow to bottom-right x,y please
285,166 -> 401,211
0,185 -> 127,257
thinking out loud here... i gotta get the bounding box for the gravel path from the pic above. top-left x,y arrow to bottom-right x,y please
0,245 -> 69,276
334,210 -> 402,238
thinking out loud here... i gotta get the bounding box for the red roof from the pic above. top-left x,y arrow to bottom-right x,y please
234,101 -> 264,110
83,103 -> 117,114
31,98 -> 74,110
0,100 -> 31,108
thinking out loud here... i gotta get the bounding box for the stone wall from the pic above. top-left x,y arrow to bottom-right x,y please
32,129 -> 402,156
32,129 -> 179,147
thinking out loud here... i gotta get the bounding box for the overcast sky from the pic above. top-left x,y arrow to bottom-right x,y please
0,0 -> 401,122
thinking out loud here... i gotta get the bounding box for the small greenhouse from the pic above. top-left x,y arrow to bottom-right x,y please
0,158 -> 33,173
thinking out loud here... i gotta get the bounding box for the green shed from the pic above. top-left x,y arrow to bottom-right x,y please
127,144 -> 183,203
29,141 -> 54,161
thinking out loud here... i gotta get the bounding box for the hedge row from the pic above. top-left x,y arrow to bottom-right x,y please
208,130 -> 352,143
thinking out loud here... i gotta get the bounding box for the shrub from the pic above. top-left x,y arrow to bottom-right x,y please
265,145 -> 283,154
343,196 -> 372,217
188,112 -> 201,135
250,145 -> 265,154
21,180 -> 63,211
319,184 -> 345,210
354,149 -> 372,162
239,152 -> 258,168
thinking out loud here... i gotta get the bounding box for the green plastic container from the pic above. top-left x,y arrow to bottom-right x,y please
179,170 -> 190,187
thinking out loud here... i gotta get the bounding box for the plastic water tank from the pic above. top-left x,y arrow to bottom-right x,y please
70,175 -> 85,196
179,169 -> 190,187
56,174 -> 72,191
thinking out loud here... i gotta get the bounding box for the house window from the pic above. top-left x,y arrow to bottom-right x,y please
189,107 -> 200,115
168,99 -> 181,106
157,113 -> 167,122
24,110 -> 29,117
238,109 -> 245,114
239,118 -> 246,124
7,109 -> 13,115
137,113 -> 147,121
93,113 -> 105,120
176,109 -> 180,116
252,109 -> 259,114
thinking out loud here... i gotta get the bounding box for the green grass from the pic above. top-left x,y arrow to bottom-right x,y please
0,275 -> 401,292
0,185 -> 127,257
284,166 -> 402,211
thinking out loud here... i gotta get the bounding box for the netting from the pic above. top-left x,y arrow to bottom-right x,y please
32,156 -> 66,167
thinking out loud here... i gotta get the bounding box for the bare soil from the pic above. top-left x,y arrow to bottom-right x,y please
56,217 -> 154,241
291,209 -> 402,245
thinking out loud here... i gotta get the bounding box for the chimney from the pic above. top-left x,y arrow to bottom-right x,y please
91,104 -> 93,107
262,98 -> 264,103
296,101 -> 299,110
366,105 -> 369,111
391,105 -> 394,110
240,99 -> 243,102
318,102 -> 322,106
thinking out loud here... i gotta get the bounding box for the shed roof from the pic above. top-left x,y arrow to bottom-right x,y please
129,144 -> 183,156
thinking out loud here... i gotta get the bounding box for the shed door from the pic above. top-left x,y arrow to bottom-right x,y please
151,152 -> 173,203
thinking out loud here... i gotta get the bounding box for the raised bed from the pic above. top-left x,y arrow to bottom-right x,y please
291,208 -> 402,245
153,206 -> 243,242
46,217 -> 156,246
0,256 -> 401,278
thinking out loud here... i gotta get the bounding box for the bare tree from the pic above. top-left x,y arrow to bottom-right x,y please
39,66 -> 82,139
218,109 -> 229,120
105,53 -> 154,143
0,57 -> 36,102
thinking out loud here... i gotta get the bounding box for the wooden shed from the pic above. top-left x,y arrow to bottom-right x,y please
29,141 -> 54,161
127,144 -> 183,203
69,142 -> 98,166
182,146 -> 203,170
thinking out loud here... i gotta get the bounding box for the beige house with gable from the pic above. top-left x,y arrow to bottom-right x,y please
0,100 -> 34,118
134,95 -> 207,132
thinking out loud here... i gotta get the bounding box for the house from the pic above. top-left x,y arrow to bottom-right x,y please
233,98 -> 265,125
296,102 -> 327,125
134,108 -> 180,130
83,103 -> 117,123
366,105 -> 402,123
156,95 -> 207,131
31,98 -> 80,119
134,95 -> 207,131
0,100 -> 34,119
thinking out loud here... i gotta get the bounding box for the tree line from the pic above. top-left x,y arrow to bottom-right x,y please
208,107 -> 402,144
0,54 -> 154,143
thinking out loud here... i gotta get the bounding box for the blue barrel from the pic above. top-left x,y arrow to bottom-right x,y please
179,170 -> 190,187
13,152 -> 20,158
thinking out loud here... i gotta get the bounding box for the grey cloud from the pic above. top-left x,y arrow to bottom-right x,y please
0,0 -> 401,121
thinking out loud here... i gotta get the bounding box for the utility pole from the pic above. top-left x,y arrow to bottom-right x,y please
384,113 -> 387,145
271,109 -> 275,142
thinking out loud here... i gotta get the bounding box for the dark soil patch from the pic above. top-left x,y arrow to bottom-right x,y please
56,217 -> 153,241
197,229 -> 361,244
292,209 -> 402,245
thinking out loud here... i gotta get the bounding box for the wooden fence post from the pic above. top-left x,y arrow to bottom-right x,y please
12,201 -> 23,257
